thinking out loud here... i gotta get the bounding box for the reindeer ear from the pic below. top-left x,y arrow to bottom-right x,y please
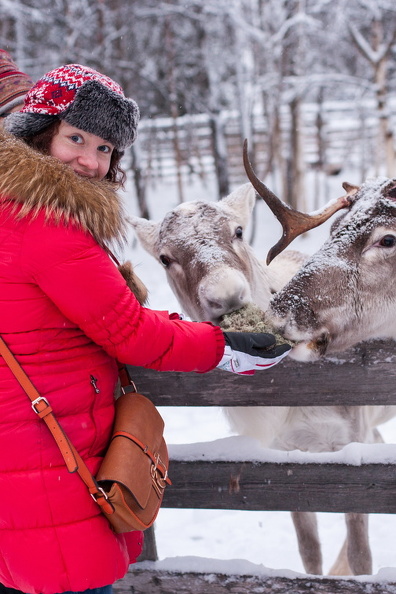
221,183 -> 256,226
342,181 -> 360,194
129,216 -> 161,258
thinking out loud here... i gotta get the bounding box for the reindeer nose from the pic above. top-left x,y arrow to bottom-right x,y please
206,295 -> 248,316
199,269 -> 251,320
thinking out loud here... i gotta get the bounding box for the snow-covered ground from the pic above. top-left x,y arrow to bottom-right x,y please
121,171 -> 396,578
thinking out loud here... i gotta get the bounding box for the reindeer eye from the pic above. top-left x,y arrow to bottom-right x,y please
159,255 -> 172,267
386,187 -> 396,199
235,226 -> 243,239
379,235 -> 396,248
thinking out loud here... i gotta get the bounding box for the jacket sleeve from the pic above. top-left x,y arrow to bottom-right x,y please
22,217 -> 225,372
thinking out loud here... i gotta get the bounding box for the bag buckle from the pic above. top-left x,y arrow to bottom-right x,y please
91,486 -> 115,515
31,396 -> 50,414
151,453 -> 168,495
91,486 -> 109,503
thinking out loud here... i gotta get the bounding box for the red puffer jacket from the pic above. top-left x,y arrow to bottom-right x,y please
0,133 -> 224,594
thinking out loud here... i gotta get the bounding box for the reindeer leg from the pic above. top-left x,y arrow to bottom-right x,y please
291,511 -> 323,574
329,513 -> 372,575
345,512 -> 372,575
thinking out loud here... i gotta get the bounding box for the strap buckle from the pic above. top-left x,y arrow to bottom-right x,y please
91,486 -> 109,503
151,453 -> 168,495
118,363 -> 137,395
91,486 -> 115,515
121,380 -> 137,395
31,396 -> 50,414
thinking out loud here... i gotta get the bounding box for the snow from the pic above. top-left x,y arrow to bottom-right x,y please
136,556 -> 309,579
169,437 -> 396,466
121,172 -> 396,579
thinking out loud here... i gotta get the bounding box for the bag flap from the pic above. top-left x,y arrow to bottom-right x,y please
113,392 -> 165,450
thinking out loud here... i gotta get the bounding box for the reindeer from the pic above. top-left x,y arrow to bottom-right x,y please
130,147 -> 395,576
243,147 -> 396,576
130,183 -> 305,323
258,176 -> 396,362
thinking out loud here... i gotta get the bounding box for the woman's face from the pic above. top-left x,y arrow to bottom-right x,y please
49,121 -> 114,181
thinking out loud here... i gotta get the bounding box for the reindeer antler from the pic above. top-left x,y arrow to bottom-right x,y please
243,139 -> 357,264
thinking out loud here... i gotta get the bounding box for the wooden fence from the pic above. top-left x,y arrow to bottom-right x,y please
113,338 -> 396,593
135,99 -> 395,188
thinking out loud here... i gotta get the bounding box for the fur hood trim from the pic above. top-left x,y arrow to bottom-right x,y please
0,129 -> 127,246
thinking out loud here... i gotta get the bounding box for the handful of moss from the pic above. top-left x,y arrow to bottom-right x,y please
219,303 -> 297,347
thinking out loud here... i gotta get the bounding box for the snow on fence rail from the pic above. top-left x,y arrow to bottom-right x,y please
113,338 -> 396,594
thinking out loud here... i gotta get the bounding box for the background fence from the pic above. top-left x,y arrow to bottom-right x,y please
136,99 -> 395,190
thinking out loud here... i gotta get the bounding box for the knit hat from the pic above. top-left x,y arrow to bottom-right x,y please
4,63 -> 139,150
0,49 -> 33,116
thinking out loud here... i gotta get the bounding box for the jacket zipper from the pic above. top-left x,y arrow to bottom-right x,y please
90,375 -> 100,394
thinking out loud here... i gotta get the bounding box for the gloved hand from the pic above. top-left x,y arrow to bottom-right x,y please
217,331 -> 291,375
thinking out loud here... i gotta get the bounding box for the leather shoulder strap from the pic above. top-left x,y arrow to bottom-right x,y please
0,336 -> 113,514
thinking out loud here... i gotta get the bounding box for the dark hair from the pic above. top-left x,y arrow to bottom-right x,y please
21,119 -> 126,186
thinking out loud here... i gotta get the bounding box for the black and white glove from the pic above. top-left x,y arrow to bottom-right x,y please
217,331 -> 291,375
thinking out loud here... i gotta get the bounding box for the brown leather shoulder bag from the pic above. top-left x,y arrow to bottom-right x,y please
0,335 -> 171,533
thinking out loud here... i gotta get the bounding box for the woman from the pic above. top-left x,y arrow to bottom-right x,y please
0,64 -> 290,594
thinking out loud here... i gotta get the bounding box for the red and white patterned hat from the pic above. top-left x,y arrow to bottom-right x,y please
5,64 -> 139,150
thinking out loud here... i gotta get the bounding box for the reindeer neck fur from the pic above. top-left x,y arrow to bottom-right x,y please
0,129 -> 127,247
250,248 -> 307,311
247,246 -> 276,310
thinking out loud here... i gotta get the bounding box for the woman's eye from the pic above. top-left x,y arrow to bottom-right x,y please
159,255 -> 171,267
70,134 -> 83,144
98,145 -> 112,154
235,226 -> 243,239
379,235 -> 396,248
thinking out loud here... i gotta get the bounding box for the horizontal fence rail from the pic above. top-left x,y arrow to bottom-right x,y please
162,460 -> 396,514
128,339 -> 396,407
117,567 -> 396,594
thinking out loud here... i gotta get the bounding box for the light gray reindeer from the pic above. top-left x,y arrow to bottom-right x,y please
130,156 -> 395,575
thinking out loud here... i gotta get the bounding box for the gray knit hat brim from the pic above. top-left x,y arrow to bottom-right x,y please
4,112 -> 57,137
5,79 -> 140,151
